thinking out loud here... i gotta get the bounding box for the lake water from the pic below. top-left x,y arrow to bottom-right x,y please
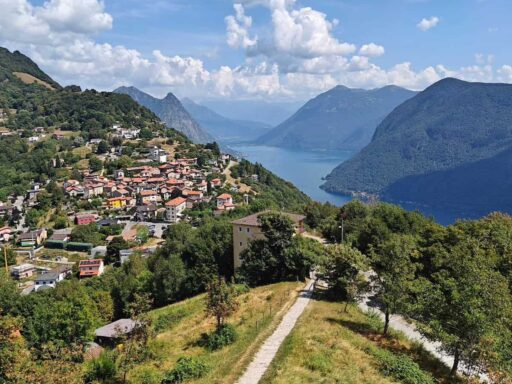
231,144 -> 465,225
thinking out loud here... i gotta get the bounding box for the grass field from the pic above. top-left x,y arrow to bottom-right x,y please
260,292 -> 461,384
127,281 -> 305,384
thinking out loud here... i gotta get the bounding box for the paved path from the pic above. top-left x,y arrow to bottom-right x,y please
236,280 -> 315,384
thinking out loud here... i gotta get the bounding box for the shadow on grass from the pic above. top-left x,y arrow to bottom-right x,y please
326,315 -> 463,384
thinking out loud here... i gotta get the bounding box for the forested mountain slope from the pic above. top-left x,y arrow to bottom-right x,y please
257,85 -> 416,151
323,78 -> 512,213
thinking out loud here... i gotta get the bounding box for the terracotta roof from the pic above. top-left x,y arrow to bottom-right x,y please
217,193 -> 232,200
165,197 -> 187,207
79,259 -> 103,267
140,190 -> 158,196
231,211 -> 305,227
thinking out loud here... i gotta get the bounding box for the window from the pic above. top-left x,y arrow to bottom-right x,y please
239,226 -> 242,232
240,242 -> 243,247
247,228 -> 250,233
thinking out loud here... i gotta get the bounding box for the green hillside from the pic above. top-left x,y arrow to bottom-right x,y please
323,78 -> 512,212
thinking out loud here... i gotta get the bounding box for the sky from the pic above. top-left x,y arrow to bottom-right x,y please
1,0 -> 511,102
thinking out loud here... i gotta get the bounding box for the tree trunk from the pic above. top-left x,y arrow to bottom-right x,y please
344,301 -> 349,313
450,349 -> 460,377
383,308 -> 390,335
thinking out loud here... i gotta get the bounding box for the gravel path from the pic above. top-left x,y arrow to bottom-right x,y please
236,280 -> 315,384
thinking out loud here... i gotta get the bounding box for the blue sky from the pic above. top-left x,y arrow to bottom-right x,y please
1,0 -> 511,101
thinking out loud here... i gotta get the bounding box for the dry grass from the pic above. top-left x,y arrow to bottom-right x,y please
72,146 -> 92,158
260,293 -> 460,384
13,72 -> 55,90
128,281 -> 305,384
223,160 -> 252,194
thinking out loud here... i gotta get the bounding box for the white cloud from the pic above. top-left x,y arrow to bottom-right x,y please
417,16 -> 439,31
0,0 -> 510,102
359,43 -> 385,57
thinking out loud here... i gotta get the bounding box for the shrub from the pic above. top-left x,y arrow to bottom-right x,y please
370,348 -> 435,384
161,357 -> 208,384
200,324 -> 238,351
83,351 -> 117,384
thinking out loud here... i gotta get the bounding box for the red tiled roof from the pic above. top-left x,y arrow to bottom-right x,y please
165,197 -> 187,207
217,193 -> 232,200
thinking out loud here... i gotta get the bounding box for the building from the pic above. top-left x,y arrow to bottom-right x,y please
79,259 -> 105,278
0,226 -> 12,242
10,263 -> 36,280
94,318 -> 139,347
231,212 -> 305,269
19,229 -> 47,247
150,147 -> 167,163
165,197 -> 187,223
216,193 -> 234,209
140,190 -> 160,205
34,266 -> 72,291
75,213 -> 97,226
135,205 -> 158,221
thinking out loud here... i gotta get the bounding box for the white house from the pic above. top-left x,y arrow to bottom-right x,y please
34,266 -> 72,292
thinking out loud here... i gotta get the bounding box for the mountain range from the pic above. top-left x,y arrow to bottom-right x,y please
114,86 -> 213,144
257,85 -> 417,151
323,78 -> 512,214
181,98 -> 271,144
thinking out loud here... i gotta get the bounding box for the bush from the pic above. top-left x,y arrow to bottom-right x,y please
83,351 -> 117,384
370,348 -> 435,384
161,357 -> 208,384
199,324 -> 238,351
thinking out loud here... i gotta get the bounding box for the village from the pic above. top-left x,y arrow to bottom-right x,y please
0,123 -> 253,295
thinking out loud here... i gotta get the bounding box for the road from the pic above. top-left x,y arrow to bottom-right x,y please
13,195 -> 27,231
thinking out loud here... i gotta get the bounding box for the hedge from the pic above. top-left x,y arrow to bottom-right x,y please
44,240 -> 66,249
65,242 -> 94,252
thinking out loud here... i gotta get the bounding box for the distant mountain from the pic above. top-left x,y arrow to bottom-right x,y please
114,86 -> 213,144
200,99 -> 304,126
257,85 -> 417,151
323,78 -> 512,214
181,98 -> 271,144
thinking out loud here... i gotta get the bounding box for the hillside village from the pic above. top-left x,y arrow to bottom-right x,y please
0,122 -> 258,294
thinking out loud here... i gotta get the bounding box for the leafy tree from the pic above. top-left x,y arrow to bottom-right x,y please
415,237 -> 512,376
139,128 -> 153,140
370,234 -> 420,335
0,312 -> 29,383
150,253 -> 185,307
239,213 -> 317,285
83,351 -> 117,384
89,156 -> 103,173
71,223 -> 104,246
321,244 -> 369,312
205,277 -> 238,330
96,140 -> 109,154
105,236 -> 129,265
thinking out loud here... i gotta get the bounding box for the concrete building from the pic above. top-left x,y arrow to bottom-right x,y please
10,263 -> 36,280
231,212 -> 305,269
165,196 -> 187,223
34,266 -> 72,291
79,259 -> 105,278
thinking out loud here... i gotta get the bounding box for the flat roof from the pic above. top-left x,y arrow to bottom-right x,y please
232,211 -> 305,227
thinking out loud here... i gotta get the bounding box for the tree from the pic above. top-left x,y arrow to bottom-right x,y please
139,128 -> 153,140
150,253 -> 185,307
239,213 -> 317,285
105,236 -> 129,265
205,277 -> 238,330
370,234 -> 419,335
89,156 -> 103,173
1,246 -> 16,266
0,312 -> 29,383
415,237 -> 512,376
83,351 -> 117,384
322,244 -> 369,312
96,140 -> 109,154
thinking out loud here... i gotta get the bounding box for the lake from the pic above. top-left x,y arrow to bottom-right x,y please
231,144 -> 465,225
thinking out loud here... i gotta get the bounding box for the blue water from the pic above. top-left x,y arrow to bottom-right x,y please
231,144 -> 464,225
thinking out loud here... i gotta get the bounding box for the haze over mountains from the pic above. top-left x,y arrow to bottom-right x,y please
181,98 -> 271,144
257,85 -> 417,151
114,86 -> 213,144
323,78 -> 512,215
